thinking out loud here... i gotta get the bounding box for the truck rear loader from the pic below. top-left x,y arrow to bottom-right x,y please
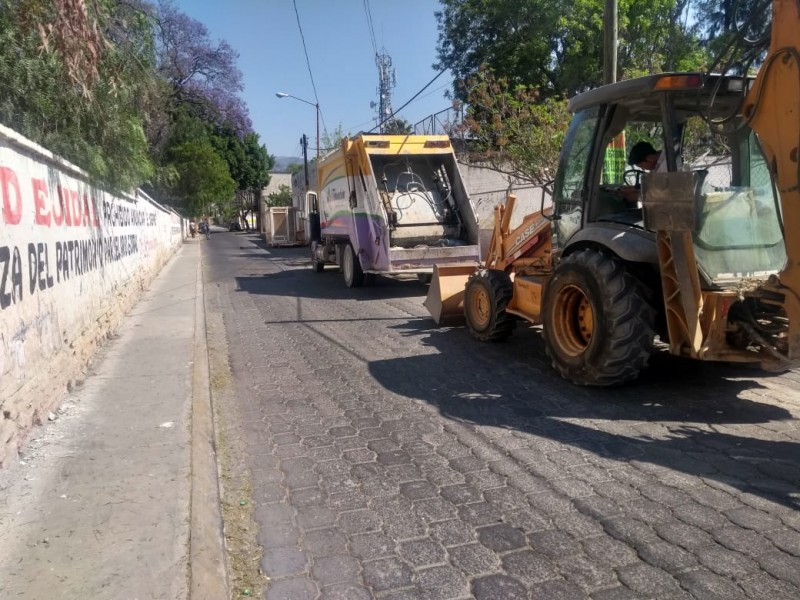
307,134 -> 481,287
426,0 -> 800,386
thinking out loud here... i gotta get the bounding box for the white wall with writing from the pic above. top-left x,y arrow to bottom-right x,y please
0,124 -> 184,465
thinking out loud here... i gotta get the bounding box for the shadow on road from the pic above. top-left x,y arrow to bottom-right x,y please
235,270 -> 428,301
219,243 -> 430,300
368,320 -> 800,509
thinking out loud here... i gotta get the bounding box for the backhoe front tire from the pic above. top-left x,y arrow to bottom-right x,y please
342,243 -> 365,288
543,249 -> 655,386
464,269 -> 516,341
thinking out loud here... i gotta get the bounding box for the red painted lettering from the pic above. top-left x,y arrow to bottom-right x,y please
82,194 -> 91,226
1,167 -> 22,225
70,189 -> 82,226
32,178 -> 51,226
92,195 -> 99,226
59,186 -> 72,226
52,185 -> 64,225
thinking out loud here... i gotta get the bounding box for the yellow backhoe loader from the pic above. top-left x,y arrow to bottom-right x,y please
426,0 -> 800,386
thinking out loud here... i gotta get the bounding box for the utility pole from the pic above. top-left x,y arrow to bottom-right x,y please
603,0 -> 625,183
275,92 -> 320,194
604,0 -> 618,84
301,134 -> 309,190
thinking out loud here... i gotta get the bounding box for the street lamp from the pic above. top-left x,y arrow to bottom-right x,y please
276,92 -> 320,191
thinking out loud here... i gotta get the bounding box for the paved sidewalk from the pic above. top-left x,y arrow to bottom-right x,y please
0,240 -> 226,600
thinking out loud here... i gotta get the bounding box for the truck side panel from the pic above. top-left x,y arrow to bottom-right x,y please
318,154 -> 353,238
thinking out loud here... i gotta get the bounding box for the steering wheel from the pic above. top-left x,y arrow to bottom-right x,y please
622,169 -> 642,188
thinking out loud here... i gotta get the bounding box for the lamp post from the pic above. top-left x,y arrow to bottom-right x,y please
276,92 -> 320,192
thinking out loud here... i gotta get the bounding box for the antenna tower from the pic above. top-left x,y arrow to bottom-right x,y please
374,50 -> 396,132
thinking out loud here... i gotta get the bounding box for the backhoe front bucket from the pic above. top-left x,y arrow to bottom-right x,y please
424,263 -> 477,326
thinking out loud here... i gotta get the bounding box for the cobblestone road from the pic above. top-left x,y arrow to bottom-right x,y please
205,233 -> 800,600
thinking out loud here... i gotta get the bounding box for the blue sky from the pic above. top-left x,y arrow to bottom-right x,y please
174,0 -> 453,159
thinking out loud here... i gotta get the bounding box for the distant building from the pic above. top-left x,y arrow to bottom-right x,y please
260,172 -> 293,234
262,172 -> 293,201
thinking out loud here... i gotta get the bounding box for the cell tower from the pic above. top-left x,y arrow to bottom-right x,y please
373,50 -> 396,132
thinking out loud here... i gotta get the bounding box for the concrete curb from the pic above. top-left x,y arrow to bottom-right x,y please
190,246 -> 230,599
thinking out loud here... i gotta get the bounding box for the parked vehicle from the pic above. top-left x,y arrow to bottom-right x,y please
427,4 -> 800,385
307,134 -> 481,287
228,221 -> 243,231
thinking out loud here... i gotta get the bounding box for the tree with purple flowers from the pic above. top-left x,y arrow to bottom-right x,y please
0,0 -> 272,214
154,1 -> 252,136
149,1 -> 271,214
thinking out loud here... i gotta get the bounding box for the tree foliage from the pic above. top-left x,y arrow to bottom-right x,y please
0,0 -> 272,215
0,0 -> 157,190
454,67 -> 571,184
383,117 -> 413,135
286,163 -> 304,175
435,0 -> 707,100
154,0 -> 251,134
319,124 -> 348,156
25,0 -> 108,95
696,0 -> 770,46
696,0 -> 770,75
167,140 -> 236,214
434,0 -> 747,182
241,133 -> 273,191
267,184 -> 292,207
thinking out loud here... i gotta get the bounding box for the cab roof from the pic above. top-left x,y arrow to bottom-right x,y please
568,72 -> 752,121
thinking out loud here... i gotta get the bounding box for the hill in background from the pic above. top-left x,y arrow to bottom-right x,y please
272,156 -> 303,172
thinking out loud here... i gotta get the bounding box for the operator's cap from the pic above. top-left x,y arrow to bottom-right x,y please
628,141 -> 657,166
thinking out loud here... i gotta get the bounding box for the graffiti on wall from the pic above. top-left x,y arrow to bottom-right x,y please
0,157 -> 171,311
0,128 -> 183,389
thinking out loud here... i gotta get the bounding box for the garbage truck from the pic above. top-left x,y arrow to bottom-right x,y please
306,134 -> 481,287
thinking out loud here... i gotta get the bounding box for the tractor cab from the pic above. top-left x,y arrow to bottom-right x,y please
552,73 -> 786,288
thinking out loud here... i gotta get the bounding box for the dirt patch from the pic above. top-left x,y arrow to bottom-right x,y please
206,311 -> 267,598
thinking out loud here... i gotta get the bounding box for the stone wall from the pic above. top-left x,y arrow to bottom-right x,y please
457,162 -> 551,230
0,124 -> 185,466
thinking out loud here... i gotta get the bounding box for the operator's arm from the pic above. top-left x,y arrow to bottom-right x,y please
617,186 -> 640,204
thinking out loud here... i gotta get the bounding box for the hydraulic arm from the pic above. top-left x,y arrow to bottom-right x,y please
743,0 -> 800,361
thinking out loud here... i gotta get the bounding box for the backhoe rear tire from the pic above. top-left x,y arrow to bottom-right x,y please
543,249 -> 655,386
464,269 -> 516,342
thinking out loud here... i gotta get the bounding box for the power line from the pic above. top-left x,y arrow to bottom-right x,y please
291,0 -> 328,137
363,0 -> 378,57
363,0 -> 393,131
344,117 -> 378,133
416,80 -> 454,101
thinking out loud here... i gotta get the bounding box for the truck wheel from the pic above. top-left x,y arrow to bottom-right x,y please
464,269 -> 516,341
342,243 -> 365,288
311,247 -> 324,273
543,249 -> 655,386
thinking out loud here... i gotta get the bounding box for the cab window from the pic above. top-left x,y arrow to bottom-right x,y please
552,107 -> 600,245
